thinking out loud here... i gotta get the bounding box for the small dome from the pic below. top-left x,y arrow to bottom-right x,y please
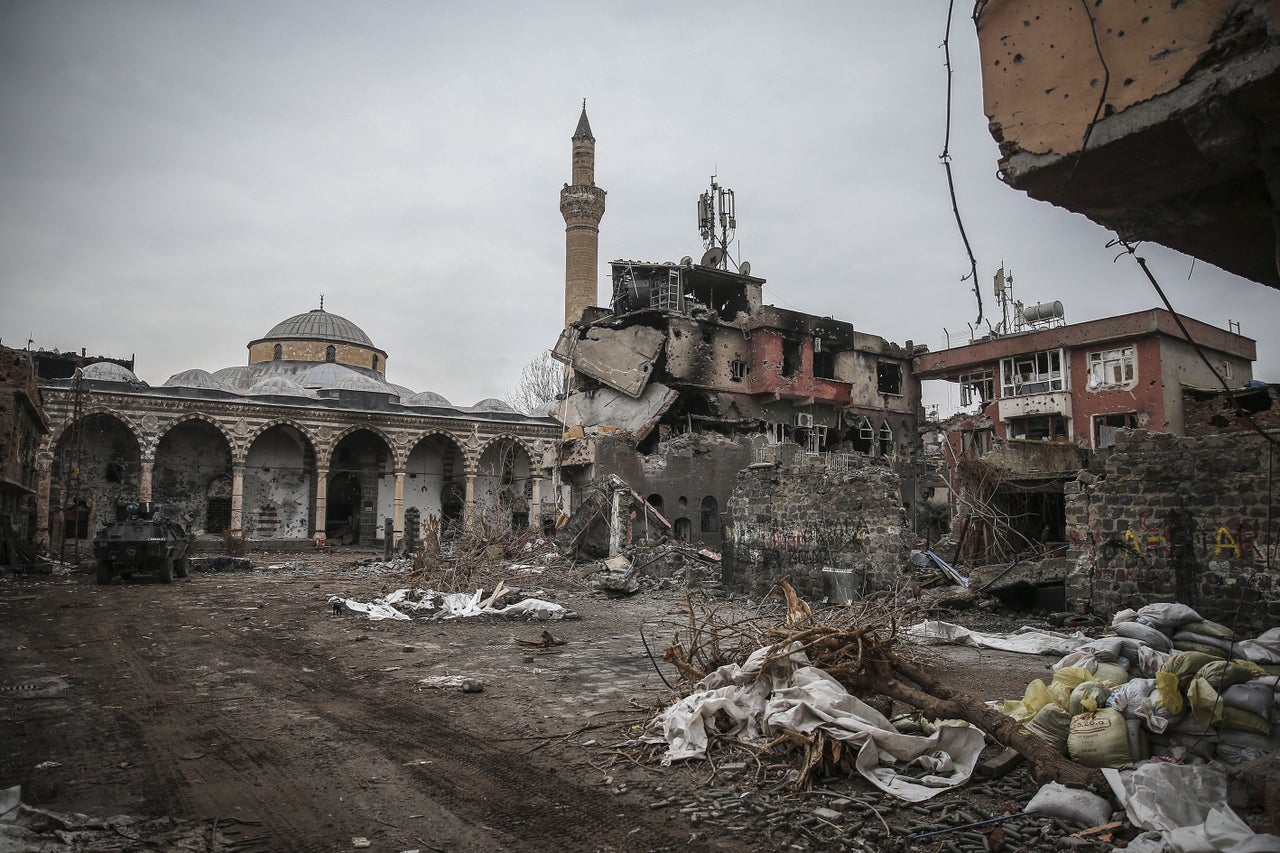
406,390 -> 452,407
262,309 -> 373,347
298,363 -> 357,388
82,362 -> 141,384
247,376 -> 311,397
389,383 -> 416,397
323,371 -> 397,395
472,397 -> 514,413
163,368 -> 230,391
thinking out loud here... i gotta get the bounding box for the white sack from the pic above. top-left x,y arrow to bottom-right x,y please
903,621 -> 1087,656
1238,628 -> 1280,665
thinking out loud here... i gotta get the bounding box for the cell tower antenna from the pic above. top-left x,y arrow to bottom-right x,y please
696,174 -> 738,270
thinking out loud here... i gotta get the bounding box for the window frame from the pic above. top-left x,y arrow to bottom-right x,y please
1000,348 -> 1066,397
1087,345 -> 1137,390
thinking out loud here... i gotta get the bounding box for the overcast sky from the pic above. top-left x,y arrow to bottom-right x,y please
3,1 -> 1278,414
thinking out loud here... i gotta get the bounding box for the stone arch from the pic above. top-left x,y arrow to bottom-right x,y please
244,422 -> 318,541
402,431 -> 468,529
326,426 -> 396,545
158,411 -> 236,450
473,435 -> 534,530
153,416 -> 234,535
476,432 -> 537,464
245,418 -> 317,457
328,422 -> 397,459
48,411 -> 144,544
45,406 -> 143,455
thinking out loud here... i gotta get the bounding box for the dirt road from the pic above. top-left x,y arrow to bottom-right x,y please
1,557 -> 1052,852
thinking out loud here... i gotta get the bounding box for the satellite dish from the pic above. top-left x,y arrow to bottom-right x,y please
679,255 -> 693,267
739,260 -> 751,276
700,247 -> 725,268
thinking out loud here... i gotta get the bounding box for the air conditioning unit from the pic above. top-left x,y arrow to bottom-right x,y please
794,413 -> 814,428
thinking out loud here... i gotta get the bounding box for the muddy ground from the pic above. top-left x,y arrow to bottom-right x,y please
1,552 -> 1061,852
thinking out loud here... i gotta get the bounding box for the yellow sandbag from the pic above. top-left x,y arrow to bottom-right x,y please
1068,708 -> 1133,769
1153,671 -> 1184,714
1231,659 -> 1267,677
1053,666 -> 1094,691
1197,661 -> 1255,691
1187,676 -> 1226,726
1160,651 -> 1219,689
1070,681 -> 1113,715
1094,662 -> 1130,686
1182,619 -> 1235,640
1000,679 -> 1053,723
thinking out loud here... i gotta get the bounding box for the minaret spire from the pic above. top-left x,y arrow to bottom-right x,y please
560,102 -> 606,326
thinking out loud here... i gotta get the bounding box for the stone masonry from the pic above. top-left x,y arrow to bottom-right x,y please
723,450 -> 909,601
1064,429 -> 1280,633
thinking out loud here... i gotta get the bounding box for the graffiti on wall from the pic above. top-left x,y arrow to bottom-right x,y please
733,519 -> 870,566
1069,507 -> 1273,566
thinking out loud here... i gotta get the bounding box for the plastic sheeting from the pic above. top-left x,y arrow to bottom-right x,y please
903,620 -> 1089,656
328,588 -> 565,621
1104,763 -> 1280,852
643,643 -> 986,802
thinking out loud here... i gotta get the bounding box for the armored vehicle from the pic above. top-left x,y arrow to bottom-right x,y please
92,501 -> 191,585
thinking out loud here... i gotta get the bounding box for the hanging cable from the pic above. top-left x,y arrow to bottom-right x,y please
1060,2 -> 1111,196
941,0 -> 983,325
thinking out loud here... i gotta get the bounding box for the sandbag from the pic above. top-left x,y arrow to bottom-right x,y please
1068,708 -> 1133,769
1135,602 -> 1200,630
1172,639 -> 1228,659
1093,662 -> 1130,686
1000,679 -> 1053,723
1025,703 -> 1072,755
1196,660 -> 1255,691
1222,681 -> 1273,719
1160,650 -> 1219,689
1237,627 -> 1280,665
1024,781 -> 1112,827
1113,620 -> 1172,652
1125,718 -> 1149,763
1181,619 -> 1234,640
1108,676 -> 1183,734
1187,677 -> 1274,735
1172,630 -> 1236,657
1070,681 -> 1113,716
1048,666 -> 1094,709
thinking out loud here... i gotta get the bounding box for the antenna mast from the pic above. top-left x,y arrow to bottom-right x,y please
697,176 -> 736,270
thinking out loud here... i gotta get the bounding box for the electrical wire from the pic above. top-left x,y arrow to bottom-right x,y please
941,0 -> 983,326
1060,2 -> 1111,196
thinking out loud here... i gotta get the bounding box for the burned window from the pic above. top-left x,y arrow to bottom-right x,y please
958,368 -> 995,406
730,360 -> 751,382
782,339 -> 802,377
813,345 -> 836,380
877,362 -> 902,396
273,343 -> 282,360
325,345 -> 337,363
1001,349 -> 1065,396
1094,412 -> 1138,449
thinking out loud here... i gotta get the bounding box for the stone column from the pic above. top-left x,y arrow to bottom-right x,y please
138,459 -> 154,502
463,471 -> 477,527
230,462 -> 245,534
529,474 -> 543,530
393,470 -> 406,546
314,466 -> 329,539
34,451 -> 53,549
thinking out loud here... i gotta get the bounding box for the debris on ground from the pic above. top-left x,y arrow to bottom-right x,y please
329,587 -> 568,621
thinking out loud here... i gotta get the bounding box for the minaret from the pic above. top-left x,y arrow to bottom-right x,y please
560,101 -> 606,326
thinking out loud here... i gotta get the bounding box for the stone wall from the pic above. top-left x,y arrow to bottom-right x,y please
1183,385 -> 1280,437
1064,429 -> 1280,633
723,454 -> 909,601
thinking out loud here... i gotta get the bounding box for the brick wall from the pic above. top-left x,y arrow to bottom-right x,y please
1064,429 -> 1280,633
1183,385 -> 1280,437
723,453 -> 908,600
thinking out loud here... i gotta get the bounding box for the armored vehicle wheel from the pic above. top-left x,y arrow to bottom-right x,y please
175,557 -> 190,578
96,560 -> 112,585
158,558 -> 173,584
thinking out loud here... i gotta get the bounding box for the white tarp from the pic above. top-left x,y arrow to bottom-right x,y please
643,643 -> 986,802
903,620 -> 1089,656
1105,763 -> 1280,853
329,588 -> 565,621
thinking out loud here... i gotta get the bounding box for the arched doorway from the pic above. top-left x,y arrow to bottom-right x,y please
206,476 -> 232,534
700,496 -> 719,536
153,419 -> 232,535
245,424 -> 315,540
50,413 -> 140,547
327,472 -> 362,544
475,438 -> 531,531
403,433 -> 465,534
674,518 -> 692,541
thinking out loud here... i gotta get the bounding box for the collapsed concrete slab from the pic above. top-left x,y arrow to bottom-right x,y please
551,324 -> 666,398
554,381 -> 679,441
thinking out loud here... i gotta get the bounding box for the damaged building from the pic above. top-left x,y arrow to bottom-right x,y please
0,345 -> 49,566
35,307 -> 559,553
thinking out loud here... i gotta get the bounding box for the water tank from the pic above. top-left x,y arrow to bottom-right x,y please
1020,300 -> 1064,324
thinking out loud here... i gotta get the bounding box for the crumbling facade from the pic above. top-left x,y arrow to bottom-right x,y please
1064,429 -> 1279,634
974,1 -> 1280,289
0,346 -> 49,561
551,257 -> 924,551
37,308 -> 558,552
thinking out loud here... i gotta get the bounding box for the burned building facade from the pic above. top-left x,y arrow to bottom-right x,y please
551,257 -> 923,552
35,308 -> 558,552
0,345 -> 49,561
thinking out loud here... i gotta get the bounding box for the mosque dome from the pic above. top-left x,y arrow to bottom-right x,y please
322,371 -> 397,396
297,363 -> 358,388
247,376 -> 311,397
163,368 -> 230,391
82,362 -> 143,384
262,309 -> 373,346
471,397 -> 515,413
406,390 -> 452,407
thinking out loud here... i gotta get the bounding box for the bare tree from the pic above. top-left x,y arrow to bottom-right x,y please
506,351 -> 564,415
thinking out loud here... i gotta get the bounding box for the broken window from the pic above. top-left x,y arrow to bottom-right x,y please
273,343 -> 282,360
847,416 -> 873,454
372,353 -> 379,370
674,517 -> 692,541
1094,412 -> 1138,449
1000,349 -> 1065,397
877,362 -> 902,396
813,340 -> 836,379
958,368 -> 995,406
647,494 -> 664,514
700,496 -> 719,534
1221,360 -> 1234,380
730,360 -> 751,382
325,345 -> 337,363
781,338 -> 802,378
1007,414 -> 1069,441
878,422 -> 893,457
1087,346 -> 1136,389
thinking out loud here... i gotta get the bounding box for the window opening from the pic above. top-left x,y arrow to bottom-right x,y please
1007,414 -> 1069,441
813,345 -> 836,379
646,493 -> 664,513
958,368 -> 995,406
1094,412 -> 1139,448
273,343 -> 282,360
730,359 -> 750,382
62,502 -> 90,540
325,345 -> 337,363
781,339 -> 801,377
206,475 -> 233,534
878,422 -> 893,457
372,353 -> 379,370
699,496 -> 719,534
877,362 -> 902,395
1087,346 -> 1136,389
674,517 -> 692,541
1001,349 -> 1065,396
